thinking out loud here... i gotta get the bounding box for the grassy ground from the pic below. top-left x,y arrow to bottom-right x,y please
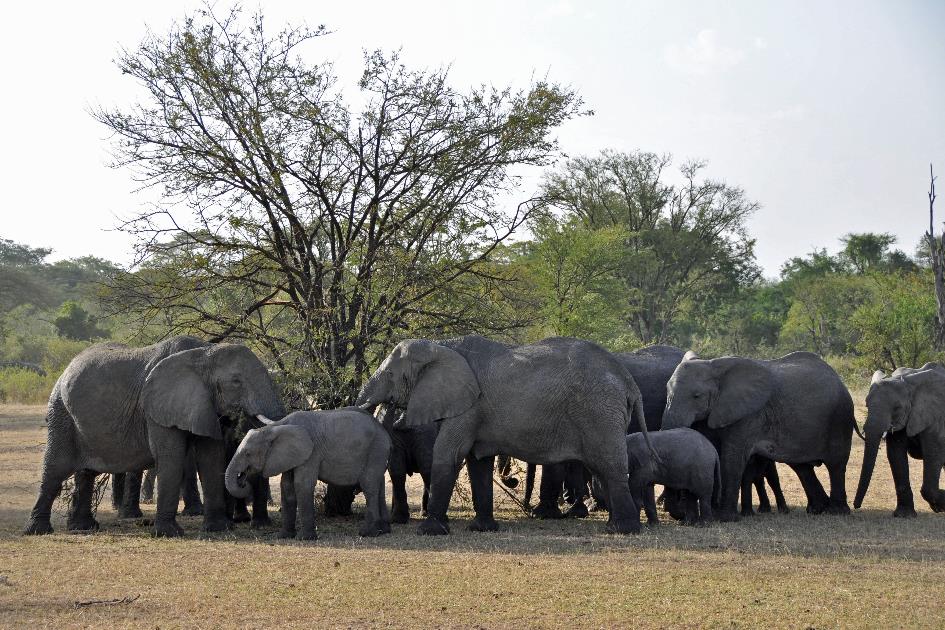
1,404 -> 944,628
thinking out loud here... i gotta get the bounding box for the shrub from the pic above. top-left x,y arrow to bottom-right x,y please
0,367 -> 57,405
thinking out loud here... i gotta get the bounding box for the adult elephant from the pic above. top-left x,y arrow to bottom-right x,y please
527,345 -> 686,518
854,363 -> 945,517
661,351 -> 856,521
356,335 -> 654,535
23,337 -> 285,537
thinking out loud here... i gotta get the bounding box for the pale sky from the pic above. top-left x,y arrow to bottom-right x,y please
1,1 -> 942,276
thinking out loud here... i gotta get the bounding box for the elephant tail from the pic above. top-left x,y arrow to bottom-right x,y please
632,394 -> 661,466
523,462 -> 536,508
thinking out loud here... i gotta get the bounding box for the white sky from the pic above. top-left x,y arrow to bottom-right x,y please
1,0 -> 942,276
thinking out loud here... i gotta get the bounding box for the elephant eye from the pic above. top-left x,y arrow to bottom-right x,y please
692,392 -> 702,399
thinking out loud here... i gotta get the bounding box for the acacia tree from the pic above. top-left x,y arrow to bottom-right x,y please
541,150 -> 759,344
96,6 -> 583,405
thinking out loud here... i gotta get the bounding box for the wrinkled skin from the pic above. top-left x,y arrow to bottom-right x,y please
23,337 -> 285,537
662,351 -> 855,521
357,335 -> 654,536
225,409 -> 391,540
854,364 -> 945,517
627,428 -> 720,526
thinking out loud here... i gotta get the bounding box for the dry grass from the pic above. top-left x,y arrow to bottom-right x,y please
1,404 -> 944,628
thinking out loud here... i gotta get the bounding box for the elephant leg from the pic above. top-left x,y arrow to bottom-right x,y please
389,470 -> 410,524
885,432 -> 916,517
564,462 -> 589,518
595,469 -> 641,535
181,448 -> 204,517
662,488 -> 686,521
697,490 -> 714,525
324,484 -> 356,517
359,442 -> 392,537
754,474 -> 773,513
681,490 -> 700,526
420,473 -> 431,516
111,473 -> 125,510
790,463 -> 830,514
25,397 -> 77,535
919,440 -> 945,512
466,455 -> 499,532
532,464 -> 566,519
716,444 -> 748,521
67,469 -> 100,532
765,461 -> 789,513
250,475 -> 272,528
294,467 -> 318,541
739,462 -> 756,517
118,470 -> 144,519
630,473 -> 657,525
140,468 -> 156,503
278,470 -> 297,538
589,475 -> 608,512
418,419 -> 474,536
193,436 -> 231,533
825,458 -> 851,515
643,484 -> 659,525
149,423 -> 187,537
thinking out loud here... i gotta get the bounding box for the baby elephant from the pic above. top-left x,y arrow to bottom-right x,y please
225,408 -> 392,540
627,428 -> 720,525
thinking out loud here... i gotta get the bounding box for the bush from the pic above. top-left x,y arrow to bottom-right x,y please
0,368 -> 57,405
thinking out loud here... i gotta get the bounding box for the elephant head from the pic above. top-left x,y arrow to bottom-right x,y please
225,423 -> 314,497
356,339 -> 480,427
662,353 -> 774,431
141,343 -> 286,441
853,368 -> 945,508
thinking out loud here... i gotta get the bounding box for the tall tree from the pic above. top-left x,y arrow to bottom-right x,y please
926,165 -> 945,349
541,150 -> 760,344
95,6 -> 584,404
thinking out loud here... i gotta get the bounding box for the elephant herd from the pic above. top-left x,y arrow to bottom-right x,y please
20,334 -> 945,540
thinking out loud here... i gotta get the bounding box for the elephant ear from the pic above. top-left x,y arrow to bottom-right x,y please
142,347 -> 221,440
262,425 -> 314,477
870,370 -> 887,385
683,350 -> 699,361
904,370 -> 945,437
402,342 -> 480,427
708,357 -> 774,429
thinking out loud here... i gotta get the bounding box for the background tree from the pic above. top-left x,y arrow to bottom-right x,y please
53,301 -> 107,342
95,6 -> 584,405
540,150 -> 760,345
926,165 -> 945,348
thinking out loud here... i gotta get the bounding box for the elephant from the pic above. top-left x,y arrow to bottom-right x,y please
23,336 -> 285,537
225,409 -> 391,540
627,428 -> 720,526
854,363 -> 945,516
379,406 -> 438,523
111,449 -> 202,519
356,335 -> 655,535
661,351 -> 856,521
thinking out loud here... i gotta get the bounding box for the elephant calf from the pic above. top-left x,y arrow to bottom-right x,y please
627,428 -> 720,525
225,408 -> 392,540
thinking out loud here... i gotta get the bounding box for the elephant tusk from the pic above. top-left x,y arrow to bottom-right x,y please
256,414 -> 274,425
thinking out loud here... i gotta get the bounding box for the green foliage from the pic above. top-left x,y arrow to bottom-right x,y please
0,368 -> 57,405
53,301 -> 107,341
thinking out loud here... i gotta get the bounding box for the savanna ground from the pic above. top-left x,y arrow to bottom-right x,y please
0,398 -> 944,629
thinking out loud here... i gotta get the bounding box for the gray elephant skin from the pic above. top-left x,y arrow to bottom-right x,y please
24,336 -> 285,537
662,351 -> 855,520
225,409 -> 392,540
627,428 -> 720,525
854,363 -> 945,516
356,335 -> 654,535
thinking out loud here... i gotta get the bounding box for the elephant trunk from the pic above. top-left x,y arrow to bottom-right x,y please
225,456 -> 252,499
356,374 -> 385,411
853,421 -> 885,509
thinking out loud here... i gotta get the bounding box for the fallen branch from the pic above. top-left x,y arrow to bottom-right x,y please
493,475 -> 533,517
73,594 -> 140,610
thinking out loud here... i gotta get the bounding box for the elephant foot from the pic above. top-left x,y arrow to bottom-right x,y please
67,517 -> 100,533
277,528 -> 296,539
118,506 -> 144,519
231,507 -> 251,523
565,502 -> 589,519
777,504 -> 791,514
202,517 -> 234,533
391,503 -> 411,524
740,507 -> 756,517
716,510 -> 740,523
468,516 -> 500,532
826,501 -> 851,515
645,518 -> 660,527
23,518 -> 53,536
359,520 -> 392,537
756,504 -> 772,514
605,517 -> 641,535
531,502 -> 565,520
417,517 -> 450,536
181,504 -> 204,517
324,502 -> 353,518
296,529 -> 318,541
893,505 -> 918,518
250,515 -> 272,529
152,519 -> 185,537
